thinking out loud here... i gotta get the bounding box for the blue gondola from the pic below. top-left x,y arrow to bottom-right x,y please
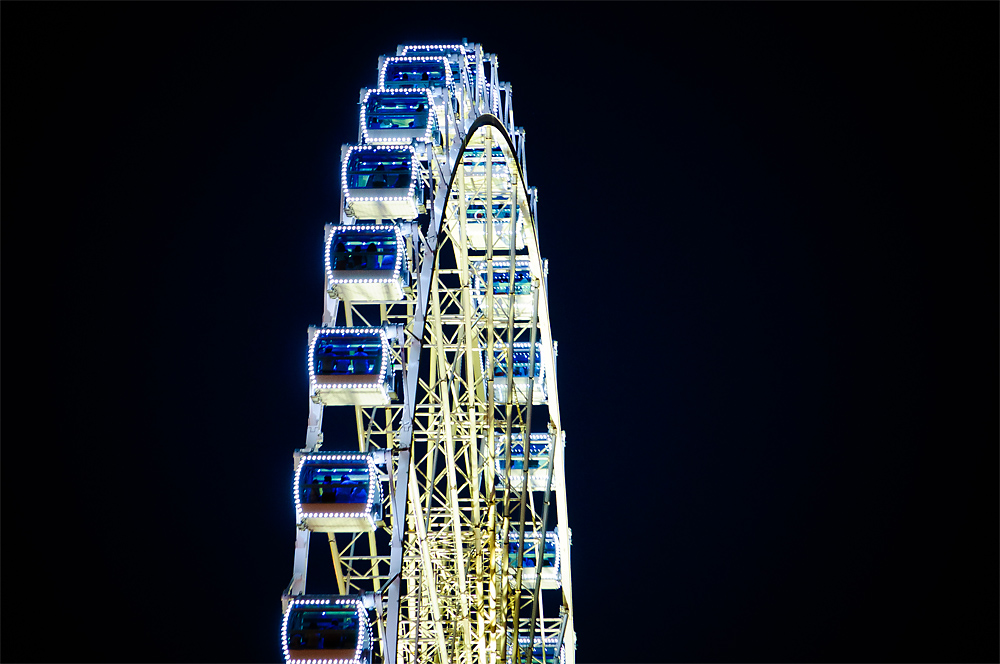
472,259 -> 533,320
397,44 -> 472,90
462,146 -> 511,177
484,342 -> 548,405
326,224 -> 409,301
467,200 -> 515,221
342,146 -> 421,220
380,57 -> 452,91
462,193 -> 525,251
282,596 -> 371,664
508,636 -> 566,664
495,432 -> 554,491
506,531 -> 561,589
361,90 -> 439,145
454,146 -> 524,251
294,453 -> 382,532
309,327 -> 395,406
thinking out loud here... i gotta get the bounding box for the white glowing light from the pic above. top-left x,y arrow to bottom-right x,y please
400,44 -> 467,57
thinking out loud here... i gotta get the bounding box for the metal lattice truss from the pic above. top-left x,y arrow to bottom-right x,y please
286,42 -> 574,664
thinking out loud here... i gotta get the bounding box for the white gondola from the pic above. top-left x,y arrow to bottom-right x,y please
483,341 -> 549,405
325,224 -> 409,301
472,259 -> 533,320
308,327 -> 395,406
281,595 -> 372,664
342,145 -> 422,220
294,453 -> 383,533
506,531 -> 561,590
495,431 -> 555,492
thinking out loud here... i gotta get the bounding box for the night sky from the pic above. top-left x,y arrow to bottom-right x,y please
4,3 -> 997,663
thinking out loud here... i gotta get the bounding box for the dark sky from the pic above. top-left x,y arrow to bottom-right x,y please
4,3 -> 997,663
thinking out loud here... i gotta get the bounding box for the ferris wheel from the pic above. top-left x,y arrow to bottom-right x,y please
281,41 -> 575,664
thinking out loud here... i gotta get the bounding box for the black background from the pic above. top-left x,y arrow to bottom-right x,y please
4,3 -> 997,663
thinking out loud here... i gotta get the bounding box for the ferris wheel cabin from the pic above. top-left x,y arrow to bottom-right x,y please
343,146 -> 421,220
458,144 -> 525,250
282,596 -> 372,664
325,224 -> 409,301
495,432 -> 554,491
309,327 -> 396,406
380,58 -> 452,91
462,196 -> 526,250
485,342 -> 548,405
361,90 -> 439,145
294,453 -> 383,532
507,531 -> 561,589
509,636 -> 567,664
462,146 -> 514,183
473,259 -> 533,320
397,44 -> 472,87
